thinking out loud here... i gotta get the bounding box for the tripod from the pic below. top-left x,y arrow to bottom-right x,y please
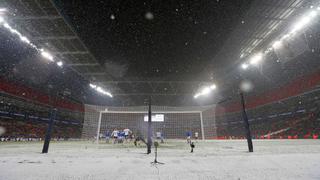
151,141 -> 164,165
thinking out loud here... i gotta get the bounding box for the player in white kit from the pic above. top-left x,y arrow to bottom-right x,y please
111,129 -> 119,144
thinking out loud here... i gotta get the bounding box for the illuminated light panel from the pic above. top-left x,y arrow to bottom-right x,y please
0,8 -> 113,98
281,34 -> 290,40
272,40 -> 282,49
20,36 -> 30,44
210,84 -> 217,90
308,10 -> 318,18
240,8 -> 320,72
41,51 -> 54,62
89,83 -> 112,97
290,11 -> 317,34
249,53 -> 263,65
241,63 -> 249,70
194,84 -> 217,99
57,61 -> 63,67
0,17 -> 64,67
89,83 -> 97,88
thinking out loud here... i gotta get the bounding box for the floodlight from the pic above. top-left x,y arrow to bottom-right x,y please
241,63 -> 249,70
281,34 -> 290,40
57,61 -> 63,67
96,87 -> 104,94
210,84 -> 217,90
41,51 -> 54,62
20,36 -> 30,44
272,40 -> 282,49
202,87 -> 211,95
290,15 -> 312,34
89,83 -> 97,88
308,10 -> 317,18
249,53 -> 263,65
106,92 -> 113,98
3,22 -> 9,29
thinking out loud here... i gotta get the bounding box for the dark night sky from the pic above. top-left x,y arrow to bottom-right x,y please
55,0 -> 252,81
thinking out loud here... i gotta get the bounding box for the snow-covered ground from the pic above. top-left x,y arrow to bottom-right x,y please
0,140 -> 319,180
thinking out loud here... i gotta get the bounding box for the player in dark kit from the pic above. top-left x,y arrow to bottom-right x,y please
190,142 -> 195,153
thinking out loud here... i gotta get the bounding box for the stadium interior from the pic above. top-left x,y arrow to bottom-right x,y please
0,0 -> 320,179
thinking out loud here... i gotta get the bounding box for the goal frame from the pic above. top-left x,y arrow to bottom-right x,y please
95,110 -> 205,143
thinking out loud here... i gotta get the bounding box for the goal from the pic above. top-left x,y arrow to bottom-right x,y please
81,105 -> 217,142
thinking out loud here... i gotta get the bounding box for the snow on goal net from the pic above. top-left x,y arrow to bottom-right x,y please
81,104 -> 217,140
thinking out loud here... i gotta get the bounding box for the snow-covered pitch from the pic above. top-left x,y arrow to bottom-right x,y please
0,140 -> 319,180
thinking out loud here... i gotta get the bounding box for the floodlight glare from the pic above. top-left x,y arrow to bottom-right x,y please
202,87 -> 211,95
0,9 -> 115,100
20,36 -> 30,44
290,16 -> 312,34
194,84 -> 217,99
57,61 -> 63,67
241,63 -> 249,70
3,22 -> 9,29
41,51 -> 54,62
210,84 -> 217,90
281,34 -> 290,40
89,83 -> 97,88
249,53 -> 263,65
0,8 -> 6,15
89,83 -> 112,97
272,40 -> 282,49
308,10 -> 317,18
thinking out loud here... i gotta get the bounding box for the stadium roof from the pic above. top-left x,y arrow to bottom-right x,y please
1,0 -> 317,106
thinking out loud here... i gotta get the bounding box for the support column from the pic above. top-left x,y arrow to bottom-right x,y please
200,111 -> 205,140
147,97 -> 152,154
96,111 -> 102,144
240,92 -> 253,152
42,108 -> 57,153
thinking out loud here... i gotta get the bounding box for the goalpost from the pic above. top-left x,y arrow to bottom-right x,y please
95,110 -> 205,144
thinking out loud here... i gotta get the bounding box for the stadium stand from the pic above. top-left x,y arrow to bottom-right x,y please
0,79 -> 84,141
215,85 -> 320,139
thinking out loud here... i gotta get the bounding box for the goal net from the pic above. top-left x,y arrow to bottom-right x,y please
81,104 -> 217,141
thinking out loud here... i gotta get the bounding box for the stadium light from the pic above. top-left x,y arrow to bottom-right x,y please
41,51 -> 54,62
89,83 -> 113,98
249,53 -> 263,65
89,83 -> 97,88
1,8 -> 113,100
210,84 -> 217,90
0,8 -> 6,15
20,36 -> 30,44
194,84 -> 217,99
0,15 -> 69,68
290,10 -> 317,34
56,61 -> 63,67
241,63 -> 249,70
272,40 -> 282,49
240,8 -> 320,71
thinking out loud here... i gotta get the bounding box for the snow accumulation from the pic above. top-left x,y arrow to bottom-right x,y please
0,140 -> 319,180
